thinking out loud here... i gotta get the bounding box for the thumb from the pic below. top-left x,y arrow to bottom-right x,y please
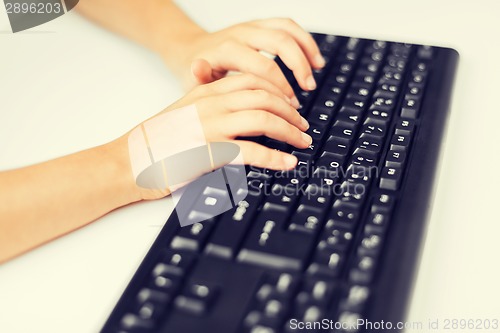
190,58 -> 215,85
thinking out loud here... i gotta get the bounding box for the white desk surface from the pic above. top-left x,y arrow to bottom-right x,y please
1,1 -> 500,332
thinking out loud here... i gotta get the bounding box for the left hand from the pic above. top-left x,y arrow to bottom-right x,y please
162,18 -> 325,105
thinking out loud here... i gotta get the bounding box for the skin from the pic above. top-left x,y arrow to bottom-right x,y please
76,0 -> 325,98
0,76 -> 312,263
0,1 -> 323,262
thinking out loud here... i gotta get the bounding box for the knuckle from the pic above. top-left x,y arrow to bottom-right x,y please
263,59 -> 279,75
254,89 -> 271,101
274,31 -> 291,44
220,39 -> 238,51
241,73 -> 259,87
281,17 -> 297,26
254,110 -> 271,125
263,149 -> 277,164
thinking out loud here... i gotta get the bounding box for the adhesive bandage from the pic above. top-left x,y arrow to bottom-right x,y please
128,104 -> 248,226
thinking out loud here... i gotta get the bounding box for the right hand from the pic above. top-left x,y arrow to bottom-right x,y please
130,73 -> 312,200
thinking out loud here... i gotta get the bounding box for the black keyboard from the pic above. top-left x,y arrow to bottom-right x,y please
102,34 -> 458,333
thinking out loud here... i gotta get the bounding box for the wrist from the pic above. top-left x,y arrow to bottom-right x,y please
150,1 -> 207,79
101,136 -> 143,205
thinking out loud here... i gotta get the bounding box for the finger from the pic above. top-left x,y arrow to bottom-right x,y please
169,73 -> 292,110
191,58 -> 217,85
253,18 -> 325,69
206,41 -> 297,102
203,90 -> 309,131
221,110 -> 312,149
197,73 -> 292,105
242,26 -> 317,91
229,140 -> 298,170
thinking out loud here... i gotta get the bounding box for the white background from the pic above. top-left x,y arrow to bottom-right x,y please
1,0 -> 500,332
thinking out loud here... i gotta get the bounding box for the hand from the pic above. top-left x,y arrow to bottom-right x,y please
162,18 -> 325,105
127,74 -> 312,200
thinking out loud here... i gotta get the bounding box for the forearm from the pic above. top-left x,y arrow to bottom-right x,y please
0,137 -> 140,263
77,0 -> 205,65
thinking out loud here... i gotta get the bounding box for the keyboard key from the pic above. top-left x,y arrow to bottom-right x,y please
319,223 -> 354,252
337,106 -> 363,128
120,313 -> 155,331
154,251 -> 195,277
260,272 -> 300,300
385,149 -> 407,167
315,151 -> 345,174
267,184 -> 300,210
401,97 -> 421,118
246,170 -> 272,196
370,96 -> 396,113
309,169 -> 341,192
273,169 -> 307,189
137,288 -> 170,304
379,166 -> 403,191
306,123 -> 327,141
330,122 -> 357,142
376,82 -> 399,96
291,151 -> 313,170
365,210 -> 391,234
395,118 -> 416,136
171,221 -> 214,252
349,255 -> 377,284
335,190 -> 366,211
338,285 -> 370,312
390,133 -> 411,151
357,231 -> 384,257
299,184 -> 334,211
417,45 -> 434,59
308,106 -> 335,126
135,301 -> 167,321
307,250 -> 345,278
174,283 -> 218,315
327,205 -> 360,230
354,134 -> 383,155
372,193 -> 396,213
321,83 -> 343,100
205,194 -> 261,258
323,136 -> 351,156
361,120 -> 387,138
288,204 -> 325,234
292,140 -> 321,157
238,204 -> 315,270
295,279 -> 336,307
366,108 -> 392,123
342,97 -> 367,112
150,274 -> 181,294
265,138 -> 288,152
350,149 -> 378,168
337,311 -> 363,333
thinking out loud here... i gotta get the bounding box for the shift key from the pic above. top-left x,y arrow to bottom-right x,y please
237,203 -> 315,270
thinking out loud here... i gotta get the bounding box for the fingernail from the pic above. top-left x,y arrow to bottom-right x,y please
301,116 -> 309,130
291,96 -> 300,109
315,54 -> 326,67
306,76 -> 317,90
302,132 -> 313,145
283,154 -> 298,169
